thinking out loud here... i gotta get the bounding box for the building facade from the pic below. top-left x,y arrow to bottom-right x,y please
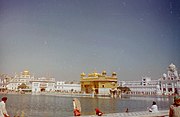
0,74 -> 11,91
119,77 -> 161,95
31,77 -> 55,93
55,81 -> 81,93
119,63 -> 180,95
159,63 -> 180,95
7,70 -> 34,91
80,71 -> 118,95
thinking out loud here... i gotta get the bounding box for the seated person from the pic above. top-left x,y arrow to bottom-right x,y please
95,108 -> 103,116
148,101 -> 158,112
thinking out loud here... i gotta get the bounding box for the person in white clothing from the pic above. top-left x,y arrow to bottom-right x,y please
148,101 -> 159,112
0,97 -> 9,117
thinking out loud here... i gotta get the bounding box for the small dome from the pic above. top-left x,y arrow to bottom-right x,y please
169,63 -> 175,68
102,70 -> 107,76
168,63 -> 176,71
112,72 -> 117,77
94,73 -> 98,76
112,72 -> 116,75
163,73 -> 167,78
81,72 -> 86,76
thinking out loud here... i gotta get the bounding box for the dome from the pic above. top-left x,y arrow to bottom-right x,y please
169,63 -> 175,68
112,72 -> 116,75
163,73 -> 167,78
80,72 -> 86,76
168,63 -> 176,71
94,72 -> 98,76
22,70 -> 30,75
112,72 -> 117,77
102,71 -> 107,75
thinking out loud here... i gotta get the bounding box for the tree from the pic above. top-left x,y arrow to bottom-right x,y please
18,83 -> 27,89
117,86 -> 131,93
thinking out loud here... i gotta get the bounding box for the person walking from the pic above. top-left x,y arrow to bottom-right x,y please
169,96 -> 180,117
0,97 -> 9,117
148,101 -> 159,112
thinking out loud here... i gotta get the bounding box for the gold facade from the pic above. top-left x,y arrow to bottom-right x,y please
80,71 -> 118,94
21,70 -> 31,78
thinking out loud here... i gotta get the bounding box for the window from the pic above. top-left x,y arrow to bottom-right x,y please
34,83 -> 38,86
48,83 -> 53,86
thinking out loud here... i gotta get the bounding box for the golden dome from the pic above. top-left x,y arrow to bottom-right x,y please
81,72 -> 86,76
94,73 -> 98,76
102,71 -> 107,75
112,72 -> 117,76
22,70 -> 30,75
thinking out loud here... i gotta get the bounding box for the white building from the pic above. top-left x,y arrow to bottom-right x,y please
119,77 -> 161,95
7,70 -> 34,91
0,74 -> 11,91
119,63 -> 180,95
159,63 -> 180,95
31,77 -> 55,93
55,81 -> 81,93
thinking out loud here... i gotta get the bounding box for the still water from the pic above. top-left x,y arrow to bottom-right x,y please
1,94 -> 173,117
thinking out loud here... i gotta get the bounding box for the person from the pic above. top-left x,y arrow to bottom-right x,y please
169,95 -> 180,117
95,108 -> 103,116
125,108 -> 129,113
148,101 -> 158,112
0,97 -> 9,117
73,98 -> 81,116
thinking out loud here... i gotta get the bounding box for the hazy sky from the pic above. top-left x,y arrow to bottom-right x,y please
0,0 -> 180,81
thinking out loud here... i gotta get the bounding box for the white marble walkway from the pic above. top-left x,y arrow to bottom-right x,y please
79,110 -> 169,117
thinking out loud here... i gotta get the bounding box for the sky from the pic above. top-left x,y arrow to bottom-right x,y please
0,0 -> 180,81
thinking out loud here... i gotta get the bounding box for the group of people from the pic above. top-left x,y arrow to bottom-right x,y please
1,96 -> 180,117
148,95 -> 180,117
73,96 -> 180,117
73,98 -> 103,116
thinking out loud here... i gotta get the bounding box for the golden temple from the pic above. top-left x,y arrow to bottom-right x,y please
80,71 -> 118,94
